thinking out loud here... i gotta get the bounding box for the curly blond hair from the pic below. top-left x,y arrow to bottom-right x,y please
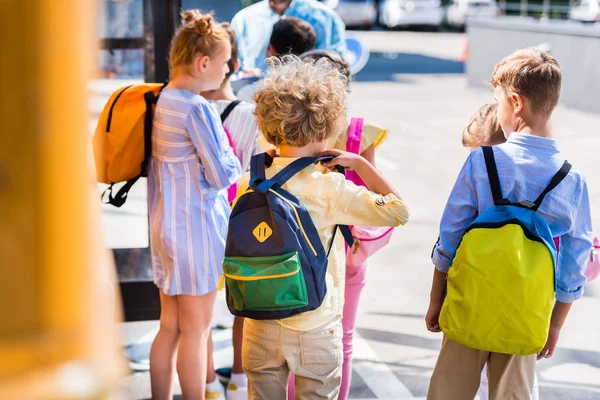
253,55 -> 348,147
462,103 -> 506,149
491,47 -> 561,116
169,10 -> 229,69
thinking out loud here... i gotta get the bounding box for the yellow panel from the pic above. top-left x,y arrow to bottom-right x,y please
440,224 -> 555,355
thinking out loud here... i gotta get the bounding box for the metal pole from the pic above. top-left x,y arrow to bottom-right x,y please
521,0 -> 528,16
152,0 -> 182,83
542,0 -> 550,18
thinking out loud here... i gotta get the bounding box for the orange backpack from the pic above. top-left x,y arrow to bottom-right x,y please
93,83 -> 165,207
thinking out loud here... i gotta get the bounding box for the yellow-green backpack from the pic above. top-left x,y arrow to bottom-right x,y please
440,146 -> 571,355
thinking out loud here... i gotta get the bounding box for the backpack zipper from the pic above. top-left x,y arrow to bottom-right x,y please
218,267 -> 301,291
106,85 -> 133,132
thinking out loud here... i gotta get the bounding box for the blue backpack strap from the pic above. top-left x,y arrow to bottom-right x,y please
250,153 -> 267,183
249,152 -> 275,187
327,225 -> 355,256
253,156 -> 334,193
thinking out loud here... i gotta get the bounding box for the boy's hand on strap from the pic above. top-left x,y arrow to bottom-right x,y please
319,149 -> 363,171
318,149 -> 402,200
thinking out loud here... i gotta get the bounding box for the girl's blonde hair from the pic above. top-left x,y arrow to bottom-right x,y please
253,55 -> 348,147
169,10 -> 229,69
462,103 -> 506,149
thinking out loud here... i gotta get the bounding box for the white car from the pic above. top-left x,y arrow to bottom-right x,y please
379,0 -> 445,29
323,0 -> 378,29
446,0 -> 500,30
569,0 -> 600,23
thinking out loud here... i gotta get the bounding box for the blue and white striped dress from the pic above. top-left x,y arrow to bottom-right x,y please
148,88 -> 242,296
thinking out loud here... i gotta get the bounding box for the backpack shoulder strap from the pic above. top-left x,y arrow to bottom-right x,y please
327,225 -> 355,256
346,118 -> 364,155
252,156 -> 333,193
532,161 -> 572,210
482,146 -> 505,205
220,100 -> 242,123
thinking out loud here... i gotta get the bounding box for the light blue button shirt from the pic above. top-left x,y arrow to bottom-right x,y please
231,0 -> 347,72
432,133 -> 593,303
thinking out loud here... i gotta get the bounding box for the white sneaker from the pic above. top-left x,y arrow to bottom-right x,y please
226,382 -> 248,400
206,379 -> 226,400
206,390 -> 225,400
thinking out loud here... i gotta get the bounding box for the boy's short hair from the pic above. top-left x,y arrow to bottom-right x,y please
462,103 -> 506,149
491,47 -> 561,116
269,17 -> 317,57
253,55 -> 348,147
300,50 -> 351,87
221,22 -> 238,80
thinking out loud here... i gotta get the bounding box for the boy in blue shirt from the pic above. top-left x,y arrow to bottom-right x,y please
426,48 -> 593,399
231,0 -> 347,75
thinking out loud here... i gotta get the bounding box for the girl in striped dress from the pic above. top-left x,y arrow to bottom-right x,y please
201,23 -> 262,400
147,10 -> 242,400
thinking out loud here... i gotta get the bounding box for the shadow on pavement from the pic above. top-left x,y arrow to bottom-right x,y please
354,52 -> 465,83
357,327 -> 442,351
368,311 -> 426,319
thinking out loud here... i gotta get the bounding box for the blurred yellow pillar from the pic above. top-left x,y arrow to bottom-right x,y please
0,0 -> 125,398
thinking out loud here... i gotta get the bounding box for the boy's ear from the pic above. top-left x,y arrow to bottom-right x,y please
234,59 -> 241,74
266,44 -> 277,58
511,92 -> 524,114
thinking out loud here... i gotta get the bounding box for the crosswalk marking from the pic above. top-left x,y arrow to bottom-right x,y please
352,332 -> 414,399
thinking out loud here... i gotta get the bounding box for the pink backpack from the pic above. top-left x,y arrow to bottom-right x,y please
554,236 -> 600,282
345,118 -> 394,267
220,100 -> 242,203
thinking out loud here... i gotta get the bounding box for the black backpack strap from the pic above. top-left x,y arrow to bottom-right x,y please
482,146 -> 506,205
220,100 -> 242,123
101,176 -> 141,208
327,225 -> 355,257
532,161 -> 572,211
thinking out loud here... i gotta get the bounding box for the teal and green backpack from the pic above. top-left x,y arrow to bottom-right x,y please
221,153 -> 354,320
439,146 -> 571,355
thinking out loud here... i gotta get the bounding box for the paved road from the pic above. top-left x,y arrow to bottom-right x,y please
109,31 -> 600,399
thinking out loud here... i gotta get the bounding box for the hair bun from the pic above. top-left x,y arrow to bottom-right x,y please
194,15 -> 214,36
181,9 -> 202,25
181,10 -> 214,36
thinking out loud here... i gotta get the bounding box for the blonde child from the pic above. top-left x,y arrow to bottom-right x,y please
147,10 -> 242,400
427,48 -> 593,399
201,22 -> 262,400
238,55 -> 410,399
461,103 -> 506,150
284,49 -> 387,400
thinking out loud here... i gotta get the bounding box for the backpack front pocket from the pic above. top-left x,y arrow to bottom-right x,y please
223,252 -> 308,312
